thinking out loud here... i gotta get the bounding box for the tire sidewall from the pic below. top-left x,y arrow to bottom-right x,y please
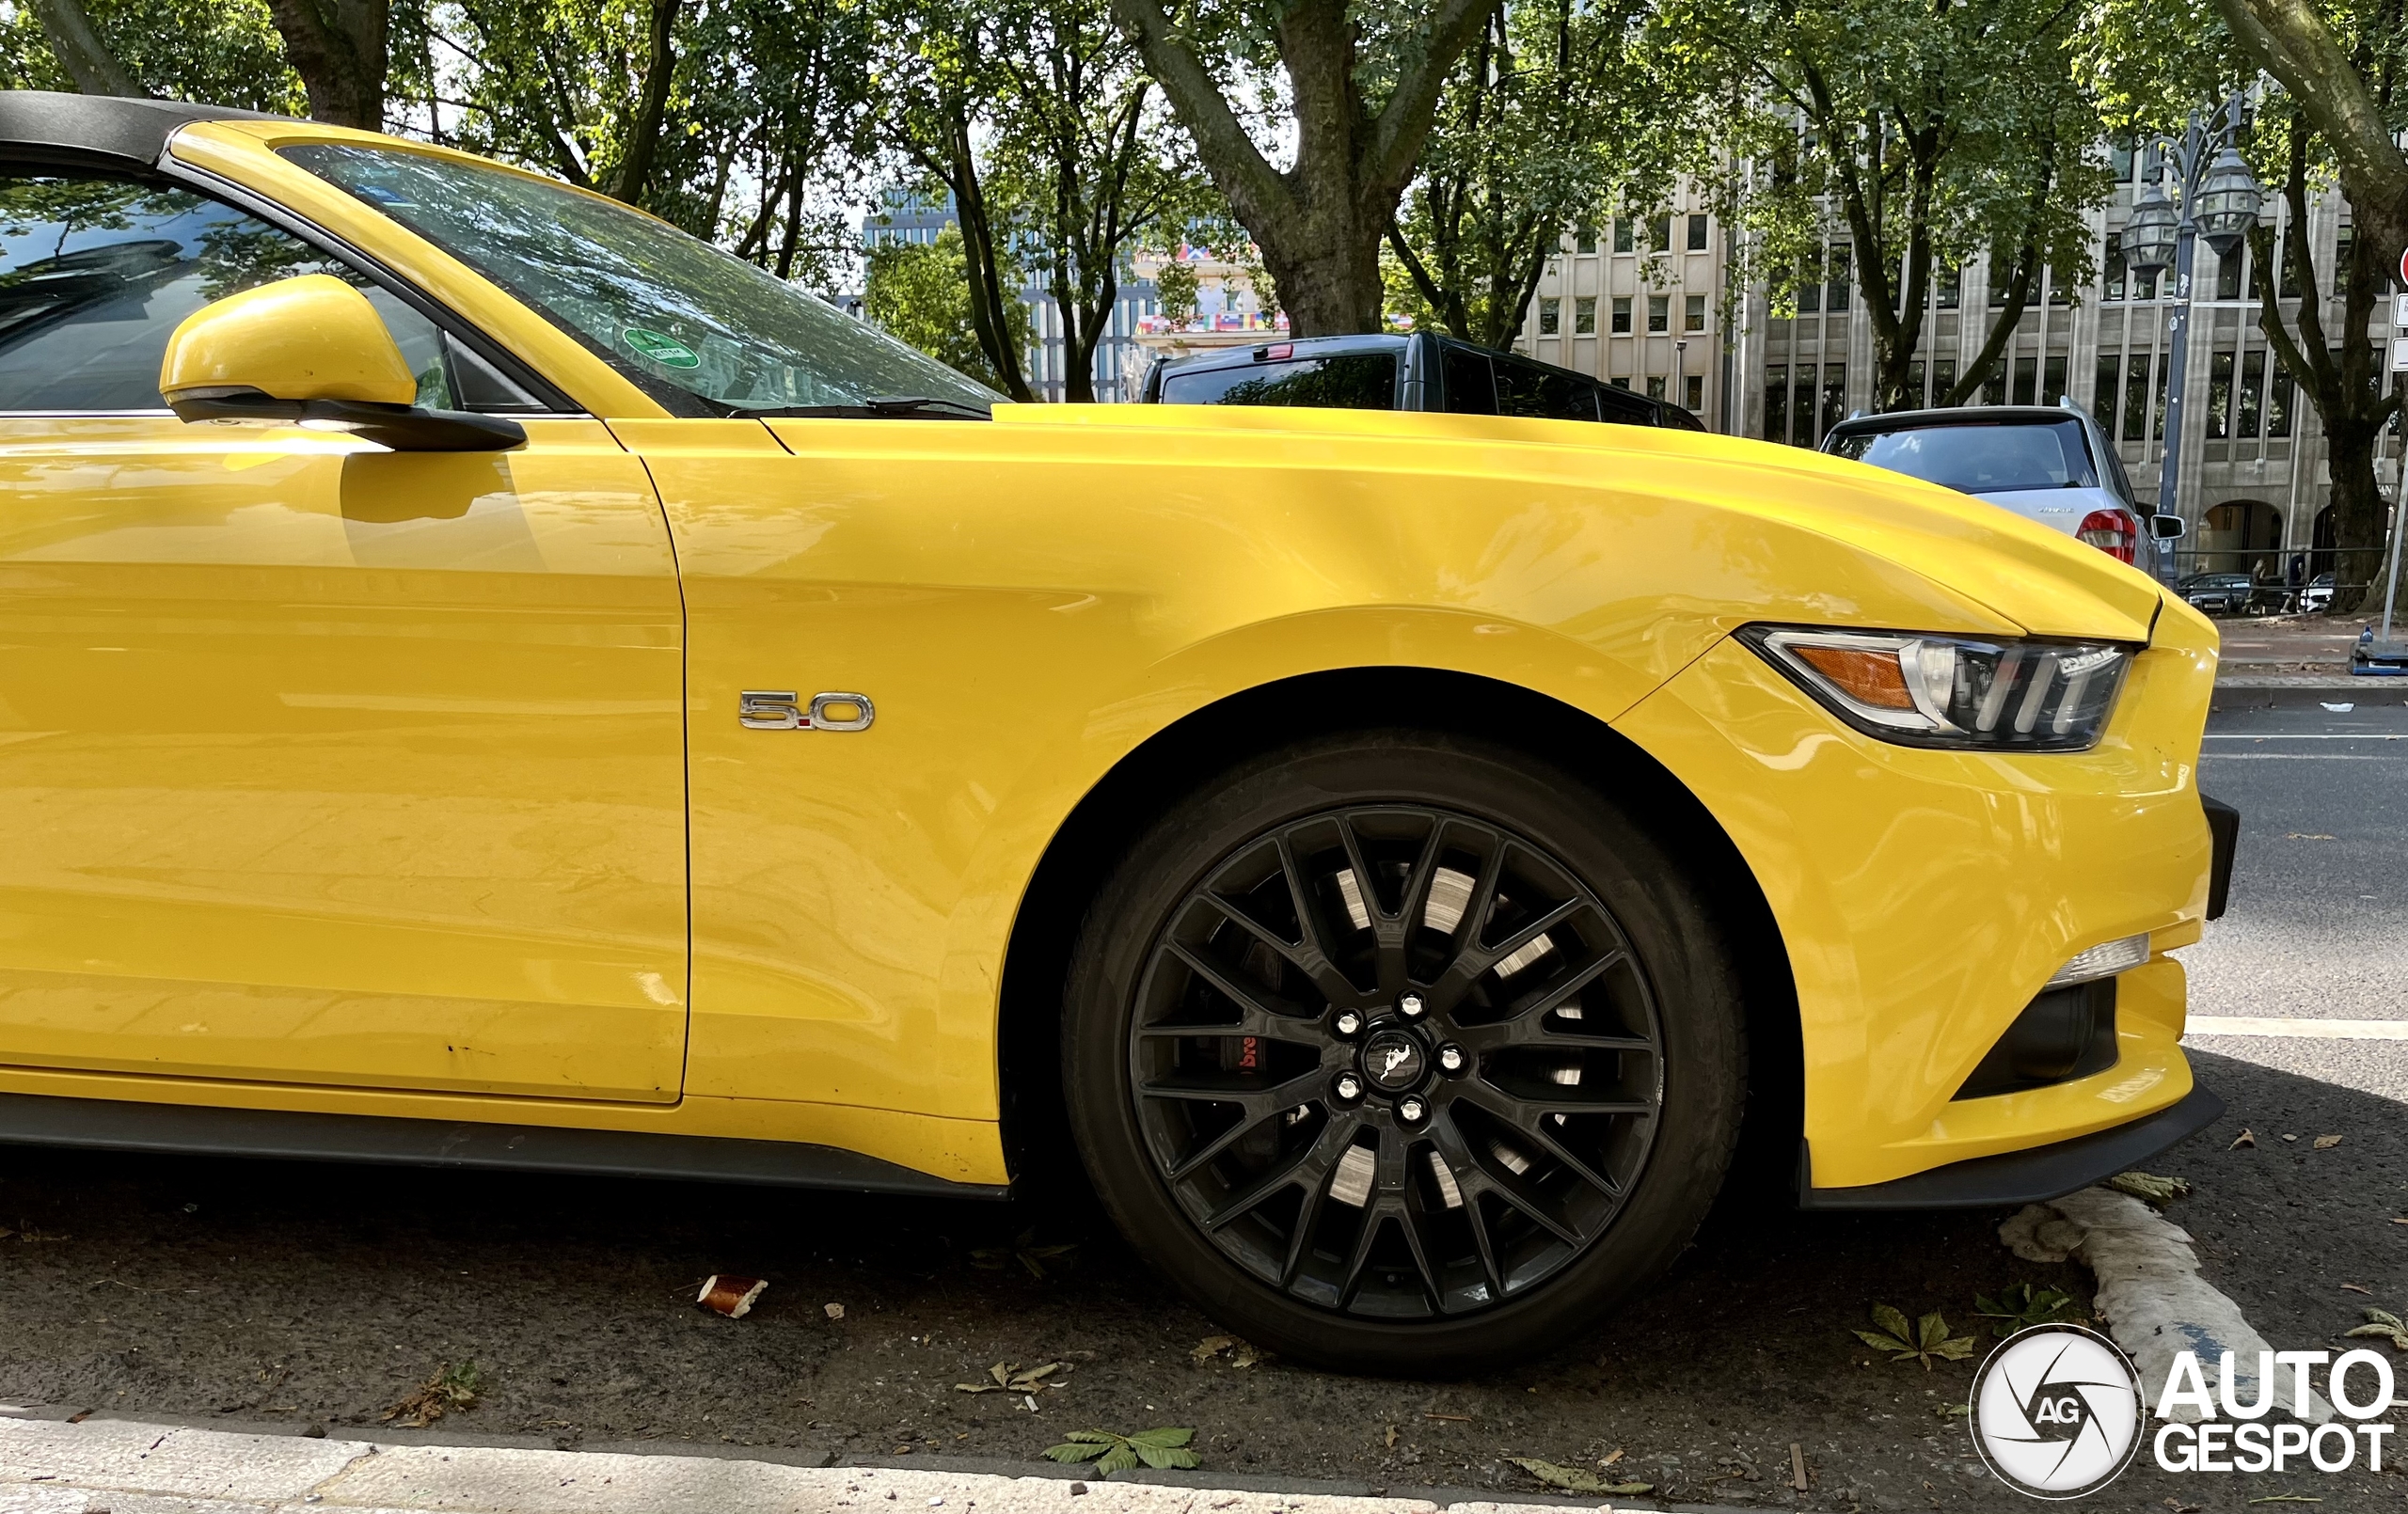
1063,731 -> 1746,1376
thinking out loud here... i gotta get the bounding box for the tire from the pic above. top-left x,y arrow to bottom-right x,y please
1062,730 -> 1747,1376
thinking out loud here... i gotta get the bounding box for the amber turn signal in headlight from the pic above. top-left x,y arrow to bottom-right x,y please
1739,626 -> 2133,751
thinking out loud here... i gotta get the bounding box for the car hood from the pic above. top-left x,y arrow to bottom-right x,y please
1000,405 -> 2169,645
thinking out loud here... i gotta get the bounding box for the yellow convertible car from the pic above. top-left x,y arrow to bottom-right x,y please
0,92 -> 2231,1372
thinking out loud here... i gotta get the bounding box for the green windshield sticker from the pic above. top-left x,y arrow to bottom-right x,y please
623,326 -> 700,369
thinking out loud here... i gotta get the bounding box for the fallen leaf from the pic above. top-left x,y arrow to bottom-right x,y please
1853,1304 -> 1977,1369
1044,1427 -> 1198,1475
2164,1499 -> 2202,1514
2230,1129 -> 2256,1150
384,1362 -> 479,1428
1506,1457 -> 1652,1496
1190,1335 -> 1236,1364
824,1302 -> 846,1320
956,1362 -> 1064,1394
2108,1171 -> 2191,1203
1384,1425 -> 1398,1449
2345,1308 -> 2408,1350
696,1274 -> 767,1318
2313,1135 -> 2343,1151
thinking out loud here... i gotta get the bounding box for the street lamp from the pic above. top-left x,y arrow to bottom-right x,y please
2123,92 -> 2262,580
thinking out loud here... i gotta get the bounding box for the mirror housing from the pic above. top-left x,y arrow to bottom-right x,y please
2147,513 -> 2186,541
160,275 -> 524,452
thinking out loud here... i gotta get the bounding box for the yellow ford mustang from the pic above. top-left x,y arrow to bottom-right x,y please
0,92 -> 2232,1372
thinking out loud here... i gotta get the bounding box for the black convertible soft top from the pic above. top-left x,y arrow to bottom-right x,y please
0,89 -> 287,171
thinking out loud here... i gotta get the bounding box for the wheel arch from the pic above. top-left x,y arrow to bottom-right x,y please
995,665 -> 1802,1191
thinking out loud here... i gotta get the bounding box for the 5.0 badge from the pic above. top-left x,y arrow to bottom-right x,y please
737,690 -> 876,731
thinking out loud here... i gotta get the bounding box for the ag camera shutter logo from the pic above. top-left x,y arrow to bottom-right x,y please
1968,1324 -> 2145,1499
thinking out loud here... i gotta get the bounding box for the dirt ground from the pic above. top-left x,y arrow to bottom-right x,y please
0,1052 -> 2399,1514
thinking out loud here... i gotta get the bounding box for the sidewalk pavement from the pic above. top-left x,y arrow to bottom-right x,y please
2213,613 -> 2406,705
0,1416 -> 1760,1514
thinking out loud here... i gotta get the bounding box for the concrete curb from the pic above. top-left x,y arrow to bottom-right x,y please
0,1417 -> 1774,1514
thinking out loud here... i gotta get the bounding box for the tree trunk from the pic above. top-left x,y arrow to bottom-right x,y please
29,0 -> 145,96
607,0 -> 682,206
1112,0 -> 1489,337
2324,418 -> 2391,613
265,0 -> 390,130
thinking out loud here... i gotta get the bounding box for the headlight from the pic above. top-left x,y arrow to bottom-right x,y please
1739,625 -> 2133,751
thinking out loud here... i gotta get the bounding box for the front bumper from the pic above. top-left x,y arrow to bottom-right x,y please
1615,607 -> 2222,1195
1796,1083 -> 2224,1208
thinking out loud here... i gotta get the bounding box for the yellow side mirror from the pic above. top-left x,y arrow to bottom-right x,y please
159,275 -> 524,452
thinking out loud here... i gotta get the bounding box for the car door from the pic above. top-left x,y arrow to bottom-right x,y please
0,168 -> 689,1102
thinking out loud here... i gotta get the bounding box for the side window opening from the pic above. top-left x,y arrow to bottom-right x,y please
0,171 -> 461,415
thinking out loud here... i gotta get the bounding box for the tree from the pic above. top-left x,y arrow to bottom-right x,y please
1675,0 -> 2112,412
6,0 -> 303,110
2088,0 -> 2405,611
875,0 -> 1039,399
1110,0 -> 1492,334
1386,0 -> 1702,348
2246,106 -> 2402,610
985,0 -> 1200,401
2215,0 -> 2408,270
866,224 -> 1032,391
264,0 -> 389,128
25,0 -> 144,95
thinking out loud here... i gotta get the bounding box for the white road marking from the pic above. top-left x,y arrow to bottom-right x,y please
2185,1016 -> 2408,1039
2202,733 -> 2408,739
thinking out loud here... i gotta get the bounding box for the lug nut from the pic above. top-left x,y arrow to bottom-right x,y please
1335,1073 -> 1363,1101
1399,992 -> 1425,1018
1437,1045 -> 1464,1073
1398,1096 -> 1427,1123
1334,1011 -> 1362,1036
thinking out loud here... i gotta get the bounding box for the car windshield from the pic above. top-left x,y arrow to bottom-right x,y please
1832,418 -> 2098,494
281,143 -> 999,418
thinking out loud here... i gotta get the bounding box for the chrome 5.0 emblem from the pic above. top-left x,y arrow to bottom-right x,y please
738,691 -> 875,732
1969,1323 -> 2145,1499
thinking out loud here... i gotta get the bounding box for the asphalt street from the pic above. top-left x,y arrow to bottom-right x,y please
0,696 -> 2400,1514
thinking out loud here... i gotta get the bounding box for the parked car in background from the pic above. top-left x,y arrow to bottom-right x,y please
2178,573 -> 2258,616
1142,332 -> 1708,431
1819,402 -> 2181,575
2304,573 -> 2335,613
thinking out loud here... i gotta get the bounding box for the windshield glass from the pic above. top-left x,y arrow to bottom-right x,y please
1833,418 -> 2098,494
282,144 -> 999,417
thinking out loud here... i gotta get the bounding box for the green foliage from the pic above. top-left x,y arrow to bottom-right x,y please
1153,257 -> 1200,325
1390,0 -> 1716,347
0,0 -> 303,108
1042,1427 -> 1200,1476
1972,1284 -> 2086,1338
1854,1303 -> 1978,1370
1662,0 -> 2113,408
866,225 -> 1030,390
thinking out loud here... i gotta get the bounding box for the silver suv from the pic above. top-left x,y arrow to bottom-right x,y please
1819,402 -> 2183,577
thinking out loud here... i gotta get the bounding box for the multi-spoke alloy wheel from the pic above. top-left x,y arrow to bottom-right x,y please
1132,805 -> 1662,1319
1066,733 -> 1746,1375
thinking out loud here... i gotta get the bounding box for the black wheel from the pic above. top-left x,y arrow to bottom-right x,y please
1063,732 -> 1746,1375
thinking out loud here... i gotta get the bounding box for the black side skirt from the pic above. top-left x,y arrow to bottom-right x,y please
1797,1083 -> 2223,1210
0,1091 -> 1012,1200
